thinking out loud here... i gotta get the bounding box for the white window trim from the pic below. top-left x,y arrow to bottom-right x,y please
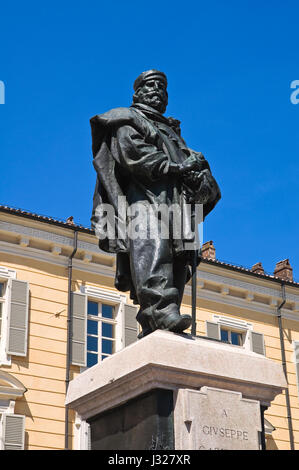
212,314 -> 253,351
0,402 -> 16,450
0,370 -> 26,450
86,301 -> 117,363
80,285 -> 127,356
292,340 -> 299,401
0,267 -> 17,366
74,413 -> 90,450
76,286 -> 127,450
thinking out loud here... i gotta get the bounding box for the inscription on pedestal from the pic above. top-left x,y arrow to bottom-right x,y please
174,387 -> 262,450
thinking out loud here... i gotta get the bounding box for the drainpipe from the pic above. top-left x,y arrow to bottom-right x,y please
277,281 -> 295,450
65,230 -> 78,450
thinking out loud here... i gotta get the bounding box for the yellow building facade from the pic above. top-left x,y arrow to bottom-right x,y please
0,205 -> 298,450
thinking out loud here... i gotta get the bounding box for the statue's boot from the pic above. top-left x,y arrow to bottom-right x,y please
166,313 -> 192,333
155,310 -> 192,333
147,302 -> 192,335
136,309 -> 153,339
137,321 -> 153,339
137,283 -> 192,337
137,311 -> 191,338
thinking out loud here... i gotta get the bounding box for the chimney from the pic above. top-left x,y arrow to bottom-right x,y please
274,259 -> 293,282
66,216 -> 75,225
201,241 -> 216,260
251,262 -> 265,275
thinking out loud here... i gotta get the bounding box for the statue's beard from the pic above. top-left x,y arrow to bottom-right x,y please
134,91 -> 168,114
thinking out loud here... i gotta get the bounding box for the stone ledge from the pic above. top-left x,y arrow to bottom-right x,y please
66,330 -> 287,419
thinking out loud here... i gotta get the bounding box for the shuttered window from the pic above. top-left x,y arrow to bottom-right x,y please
71,292 -> 87,367
72,290 -> 138,370
0,282 -> 5,346
0,270 -> 30,364
220,328 -> 243,346
249,331 -> 265,355
87,301 -> 116,367
293,341 -> 299,399
7,279 -> 29,357
206,320 -> 265,355
206,321 -> 221,340
2,414 -> 25,450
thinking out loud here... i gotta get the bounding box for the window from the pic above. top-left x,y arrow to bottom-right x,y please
72,287 -> 139,449
0,370 -> 26,450
87,301 -> 116,367
293,341 -> 299,400
1,414 -> 25,450
0,282 -> 5,346
220,328 -> 243,346
0,274 -> 29,365
71,286 -> 139,371
206,315 -> 265,355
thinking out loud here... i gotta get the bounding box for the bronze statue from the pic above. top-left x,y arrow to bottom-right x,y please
90,70 -> 221,338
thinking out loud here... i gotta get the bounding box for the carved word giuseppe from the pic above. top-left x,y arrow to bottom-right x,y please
201,425 -> 249,441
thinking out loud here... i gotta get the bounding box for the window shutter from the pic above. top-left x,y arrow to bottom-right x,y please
206,321 -> 221,340
87,423 -> 91,450
71,292 -> 87,366
3,414 -> 25,450
7,279 -> 29,357
124,304 -> 138,347
250,331 -> 265,355
293,342 -> 299,399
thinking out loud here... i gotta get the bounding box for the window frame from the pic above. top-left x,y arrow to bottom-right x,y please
75,286 -> 127,450
0,267 -> 17,366
80,286 -> 126,371
293,340 -> 299,401
212,314 -> 253,351
74,413 -> 90,451
0,282 -> 6,346
220,327 -> 244,346
0,370 -> 26,450
86,300 -> 117,366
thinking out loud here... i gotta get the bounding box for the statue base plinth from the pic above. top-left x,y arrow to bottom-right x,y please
66,330 -> 286,450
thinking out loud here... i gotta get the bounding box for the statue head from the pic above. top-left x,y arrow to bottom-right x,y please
132,70 -> 168,114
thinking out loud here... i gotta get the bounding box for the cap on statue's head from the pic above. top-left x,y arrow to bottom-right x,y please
133,70 -> 168,91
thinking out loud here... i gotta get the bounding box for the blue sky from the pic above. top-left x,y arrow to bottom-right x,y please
0,1 -> 298,280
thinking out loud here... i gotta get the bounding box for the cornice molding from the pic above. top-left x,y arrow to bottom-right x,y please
197,269 -> 281,298
0,220 -> 107,256
1,225 -> 298,321
0,241 -> 115,278
198,286 -> 299,322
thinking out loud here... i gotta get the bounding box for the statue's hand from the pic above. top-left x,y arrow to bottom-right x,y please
182,169 -> 214,204
183,169 -> 204,187
168,153 -> 208,176
178,155 -> 200,173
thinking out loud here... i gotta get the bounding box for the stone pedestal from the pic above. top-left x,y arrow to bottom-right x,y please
66,330 -> 286,450
174,387 -> 262,450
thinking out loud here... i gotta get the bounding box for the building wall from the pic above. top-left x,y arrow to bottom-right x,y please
1,210 -> 299,450
0,252 -> 68,449
0,213 -> 120,449
182,265 -> 299,451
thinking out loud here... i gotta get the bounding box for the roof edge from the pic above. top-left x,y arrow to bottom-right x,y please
0,205 -> 298,287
